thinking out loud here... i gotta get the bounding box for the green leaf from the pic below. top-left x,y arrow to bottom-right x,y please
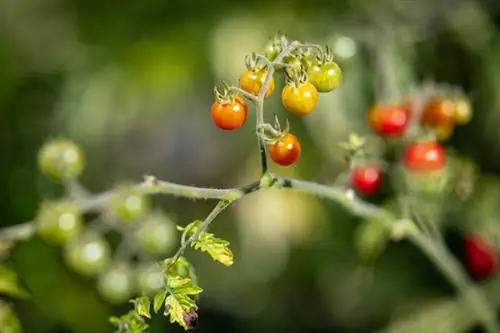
0,264 -> 30,299
109,310 -> 149,333
0,301 -> 22,333
167,276 -> 202,297
153,289 -> 168,313
136,296 -> 151,319
179,221 -> 234,266
164,294 -> 196,330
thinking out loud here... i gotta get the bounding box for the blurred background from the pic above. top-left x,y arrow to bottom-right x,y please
3,0 -> 500,332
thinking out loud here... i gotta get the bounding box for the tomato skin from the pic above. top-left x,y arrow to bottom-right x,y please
211,96 -> 248,130
368,105 -> 410,137
64,233 -> 111,277
403,141 -> 446,172
421,98 -> 455,128
97,263 -> 135,304
112,191 -> 150,223
239,70 -> 275,98
268,133 -> 301,166
351,166 -> 382,195
465,234 -> 498,280
307,61 -> 342,93
36,201 -> 83,245
281,82 -> 319,116
453,99 -> 473,125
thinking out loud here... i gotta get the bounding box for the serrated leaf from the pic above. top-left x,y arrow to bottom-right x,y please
180,221 -> 234,266
0,264 -> 30,299
192,233 -> 234,266
164,294 -> 196,330
153,289 -> 168,313
136,296 -> 151,319
167,276 -> 202,296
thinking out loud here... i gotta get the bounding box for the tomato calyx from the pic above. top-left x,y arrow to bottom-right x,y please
257,114 -> 291,146
338,133 -> 368,162
213,81 -> 240,105
264,33 -> 285,61
284,66 -> 309,88
314,45 -> 336,65
245,52 -> 270,73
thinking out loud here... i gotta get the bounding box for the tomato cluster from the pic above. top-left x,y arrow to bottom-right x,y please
35,140 -> 182,304
210,40 -> 343,167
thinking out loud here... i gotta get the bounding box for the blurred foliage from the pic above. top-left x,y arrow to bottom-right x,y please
2,0 -> 500,332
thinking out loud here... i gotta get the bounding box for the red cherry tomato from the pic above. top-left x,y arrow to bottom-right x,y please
351,166 -> 382,196
465,234 -> 498,280
403,141 -> 446,172
268,133 -> 301,166
368,104 -> 410,137
211,96 -> 248,130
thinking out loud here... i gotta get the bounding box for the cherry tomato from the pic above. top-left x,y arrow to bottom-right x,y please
211,96 -> 248,130
136,212 -> 177,255
36,201 -> 83,245
64,233 -> 111,277
421,98 -> 455,128
403,141 -> 446,172
351,166 -> 382,196
281,82 -> 318,116
136,263 -> 165,296
368,104 -> 410,137
453,99 -> 473,125
264,42 -> 281,61
111,189 -> 150,223
465,234 -> 498,280
239,69 -> 275,98
307,61 -> 342,93
97,263 -> 134,304
38,139 -> 85,182
268,133 -> 301,166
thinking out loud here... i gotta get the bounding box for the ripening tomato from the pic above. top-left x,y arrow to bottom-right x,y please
403,141 -> 446,172
453,99 -> 473,125
268,133 -> 301,166
239,69 -> 275,98
351,166 -> 382,195
281,82 -> 318,116
465,234 -> 498,280
307,61 -> 342,93
435,124 -> 454,142
421,98 -> 455,128
211,96 -> 248,130
368,104 -> 410,137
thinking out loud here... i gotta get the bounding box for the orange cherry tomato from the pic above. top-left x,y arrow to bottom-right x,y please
281,82 -> 319,116
421,98 -> 455,128
268,133 -> 301,166
403,141 -> 446,172
239,70 -> 275,98
210,96 -> 248,130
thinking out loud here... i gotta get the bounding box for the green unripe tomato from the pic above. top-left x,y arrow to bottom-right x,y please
136,212 -> 176,255
97,263 -> 134,304
111,188 -> 150,223
264,41 -> 281,61
307,61 -> 342,93
38,139 -> 85,182
354,219 -> 390,265
136,263 -> 165,296
64,233 -> 111,277
36,201 -> 83,245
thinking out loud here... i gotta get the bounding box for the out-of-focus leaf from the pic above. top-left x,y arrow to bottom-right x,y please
0,301 -> 22,333
0,264 -> 30,299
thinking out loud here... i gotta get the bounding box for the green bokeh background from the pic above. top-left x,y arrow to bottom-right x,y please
2,0 -> 500,332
